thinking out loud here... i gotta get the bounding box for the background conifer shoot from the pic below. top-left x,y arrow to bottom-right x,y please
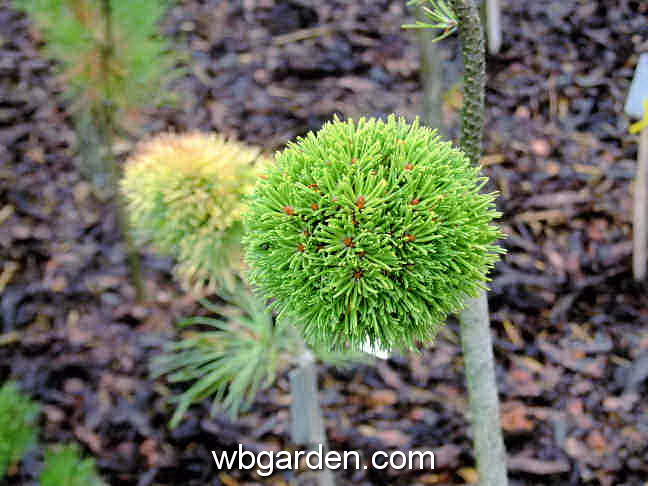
122,132 -> 268,292
40,444 -> 103,486
244,115 -> 504,352
0,381 -> 39,479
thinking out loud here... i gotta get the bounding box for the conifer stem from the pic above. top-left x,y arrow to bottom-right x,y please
99,0 -> 145,301
451,1 -> 508,485
458,293 -> 508,485
453,0 -> 485,163
289,345 -> 335,486
416,6 -> 445,134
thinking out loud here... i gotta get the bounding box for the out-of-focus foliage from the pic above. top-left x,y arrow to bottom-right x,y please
152,288 -> 295,426
402,0 -> 458,42
0,381 -> 39,479
122,132 -> 269,293
40,444 -> 103,486
13,0 -> 180,116
152,287 -> 368,426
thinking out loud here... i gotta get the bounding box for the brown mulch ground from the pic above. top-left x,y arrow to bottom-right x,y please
1,0 -> 647,485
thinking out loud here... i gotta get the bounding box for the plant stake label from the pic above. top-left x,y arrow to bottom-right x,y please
625,53 -> 648,119
625,52 -> 648,281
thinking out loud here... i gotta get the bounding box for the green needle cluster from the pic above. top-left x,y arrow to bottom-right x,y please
244,115 -> 504,352
152,291 -> 295,425
0,381 -> 39,479
40,444 -> 102,486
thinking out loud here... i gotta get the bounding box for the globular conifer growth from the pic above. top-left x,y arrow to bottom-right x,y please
122,132 -> 267,292
244,116 -> 504,351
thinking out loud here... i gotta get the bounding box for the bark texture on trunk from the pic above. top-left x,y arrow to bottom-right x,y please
451,1 -> 508,485
453,0 -> 485,164
459,292 -> 508,486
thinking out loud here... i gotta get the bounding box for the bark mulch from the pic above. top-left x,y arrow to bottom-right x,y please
0,0 -> 646,485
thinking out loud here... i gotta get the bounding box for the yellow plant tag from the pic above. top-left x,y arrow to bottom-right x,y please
630,100 -> 648,134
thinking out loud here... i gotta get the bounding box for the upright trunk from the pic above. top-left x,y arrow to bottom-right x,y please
452,0 -> 484,163
289,348 -> 335,486
417,6 -> 446,134
451,1 -> 508,485
99,0 -> 145,300
458,293 -> 508,485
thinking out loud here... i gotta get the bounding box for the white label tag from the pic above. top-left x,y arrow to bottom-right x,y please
361,338 -> 390,359
625,53 -> 648,119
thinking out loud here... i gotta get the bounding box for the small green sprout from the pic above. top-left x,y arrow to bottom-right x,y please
244,116 -> 504,352
402,0 -> 458,42
0,381 -> 39,479
40,444 -> 103,486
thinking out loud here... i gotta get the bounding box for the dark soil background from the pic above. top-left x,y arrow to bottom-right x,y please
1,0 -> 647,485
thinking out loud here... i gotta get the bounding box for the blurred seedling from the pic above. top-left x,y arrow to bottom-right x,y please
122,132 -> 266,295
153,289 -> 363,486
151,288 -> 294,427
0,381 -> 39,480
14,0 -> 183,299
39,444 -> 103,486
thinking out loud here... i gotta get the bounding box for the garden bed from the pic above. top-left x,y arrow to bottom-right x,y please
0,1 -> 646,484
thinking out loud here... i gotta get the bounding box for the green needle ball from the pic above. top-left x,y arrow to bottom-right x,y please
244,115 -> 504,352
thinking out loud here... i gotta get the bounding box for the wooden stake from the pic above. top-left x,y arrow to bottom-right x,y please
634,126 -> 648,281
485,0 -> 502,54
